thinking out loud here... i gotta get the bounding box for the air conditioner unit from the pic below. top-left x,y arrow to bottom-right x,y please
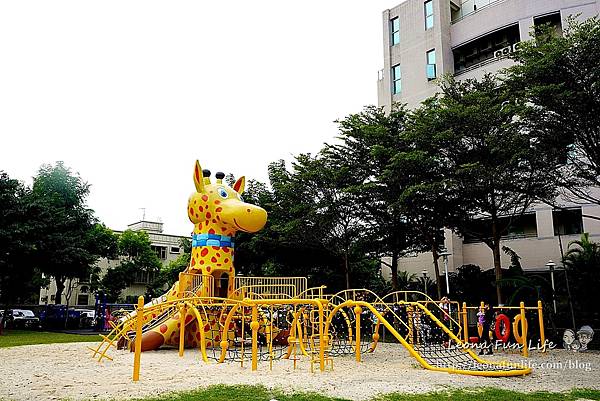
512,41 -> 522,52
494,45 -> 513,58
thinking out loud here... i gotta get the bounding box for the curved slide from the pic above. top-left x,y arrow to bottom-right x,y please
133,306 -> 205,352
358,301 -> 531,377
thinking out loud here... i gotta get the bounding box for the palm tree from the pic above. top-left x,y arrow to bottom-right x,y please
562,233 -> 600,324
564,233 -> 600,269
498,246 -> 549,306
397,270 -> 417,290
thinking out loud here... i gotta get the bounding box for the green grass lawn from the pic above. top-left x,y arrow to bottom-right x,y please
132,386 -> 600,401
0,329 -> 99,348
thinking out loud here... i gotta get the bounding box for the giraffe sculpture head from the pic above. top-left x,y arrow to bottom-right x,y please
184,160 -> 267,298
187,160 -> 267,235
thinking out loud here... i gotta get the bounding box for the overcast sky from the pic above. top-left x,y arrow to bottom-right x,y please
0,1 -> 401,236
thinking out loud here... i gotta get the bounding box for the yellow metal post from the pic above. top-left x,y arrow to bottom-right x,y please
537,300 -> 546,352
317,300 -> 325,372
178,272 -> 183,298
178,303 -> 186,357
251,305 -> 258,371
462,302 -> 469,343
354,306 -> 362,362
132,296 -> 144,382
407,305 -> 413,344
520,301 -> 528,357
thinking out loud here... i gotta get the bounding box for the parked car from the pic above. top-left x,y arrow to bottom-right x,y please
2,309 -> 41,329
74,309 -> 95,329
39,306 -> 82,330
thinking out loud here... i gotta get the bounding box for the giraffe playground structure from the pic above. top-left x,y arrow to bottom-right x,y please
91,160 -> 532,379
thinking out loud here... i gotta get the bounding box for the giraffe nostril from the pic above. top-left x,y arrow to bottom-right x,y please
246,208 -> 251,213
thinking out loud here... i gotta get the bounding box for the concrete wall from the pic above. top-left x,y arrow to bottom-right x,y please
381,0 -> 456,110
378,0 -> 600,108
450,0 -> 599,47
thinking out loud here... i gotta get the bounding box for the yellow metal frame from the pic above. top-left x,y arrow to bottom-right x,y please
98,278 -> 535,380
461,300 -> 546,355
235,276 -> 307,299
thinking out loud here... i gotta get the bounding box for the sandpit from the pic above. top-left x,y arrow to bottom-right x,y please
0,341 -> 598,401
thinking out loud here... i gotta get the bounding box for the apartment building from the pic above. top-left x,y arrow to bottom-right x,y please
378,0 -> 600,279
39,220 -> 185,306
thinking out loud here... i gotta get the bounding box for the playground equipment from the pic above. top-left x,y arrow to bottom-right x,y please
90,161 -> 532,379
461,301 -> 547,356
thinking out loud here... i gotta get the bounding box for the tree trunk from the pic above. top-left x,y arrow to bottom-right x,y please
343,251 -> 350,289
491,221 -> 503,305
391,251 -> 399,290
431,242 -> 442,300
55,277 -> 65,305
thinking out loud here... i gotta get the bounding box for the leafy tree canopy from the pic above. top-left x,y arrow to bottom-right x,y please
506,17 -> 600,205
29,162 -> 115,304
98,229 -> 162,302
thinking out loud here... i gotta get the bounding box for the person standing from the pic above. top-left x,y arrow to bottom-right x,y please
479,304 -> 494,355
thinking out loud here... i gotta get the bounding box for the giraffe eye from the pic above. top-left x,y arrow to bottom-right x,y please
218,187 -> 228,199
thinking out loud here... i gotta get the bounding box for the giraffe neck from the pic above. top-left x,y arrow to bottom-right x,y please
188,223 -> 235,277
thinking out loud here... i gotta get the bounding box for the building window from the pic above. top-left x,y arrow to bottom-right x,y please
462,214 -> 538,243
390,17 -> 400,45
553,208 -> 583,236
534,12 -> 563,37
151,245 -> 167,260
452,24 -> 520,74
424,0 -> 434,30
77,294 -> 89,305
170,246 -> 180,254
426,49 -> 436,80
392,64 -> 402,94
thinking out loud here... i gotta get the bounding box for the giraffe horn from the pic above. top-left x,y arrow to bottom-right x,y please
193,160 -> 205,192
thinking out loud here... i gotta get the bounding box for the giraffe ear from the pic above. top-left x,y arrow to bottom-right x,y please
233,176 -> 245,194
193,160 -> 205,193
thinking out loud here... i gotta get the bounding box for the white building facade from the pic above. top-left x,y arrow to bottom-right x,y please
378,0 -> 600,280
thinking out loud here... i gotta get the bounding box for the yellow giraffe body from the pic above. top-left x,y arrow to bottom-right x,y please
138,161 -> 267,351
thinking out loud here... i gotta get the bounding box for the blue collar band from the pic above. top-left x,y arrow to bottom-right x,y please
192,233 -> 234,248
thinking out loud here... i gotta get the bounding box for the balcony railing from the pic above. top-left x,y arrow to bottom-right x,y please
454,54 -> 508,77
451,0 -> 508,24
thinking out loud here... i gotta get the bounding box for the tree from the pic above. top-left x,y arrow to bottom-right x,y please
506,17 -> 600,206
0,172 -> 42,306
99,229 -> 162,302
326,105 -> 426,290
414,75 -> 559,304
292,154 -> 367,289
232,159 -> 378,292
29,162 -> 114,304
448,265 -> 490,305
396,270 -> 417,291
497,246 -> 549,306
394,103 -> 471,299
562,233 -> 600,324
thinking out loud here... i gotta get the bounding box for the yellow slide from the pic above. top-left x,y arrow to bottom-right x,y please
360,301 -> 531,377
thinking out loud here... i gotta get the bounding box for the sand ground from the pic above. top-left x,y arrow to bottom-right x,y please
0,342 -> 598,400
